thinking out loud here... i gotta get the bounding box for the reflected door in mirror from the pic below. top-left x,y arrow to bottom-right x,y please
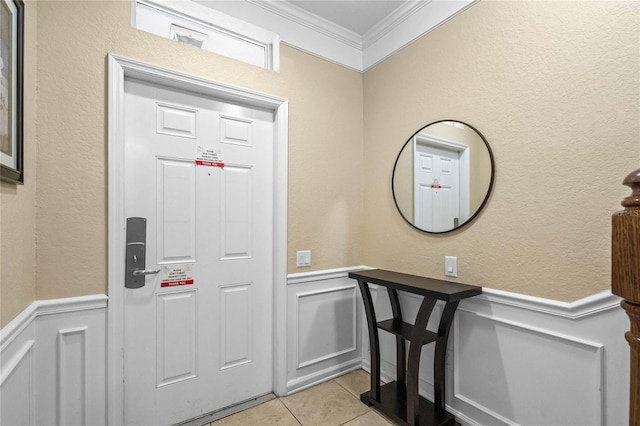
415,143 -> 461,232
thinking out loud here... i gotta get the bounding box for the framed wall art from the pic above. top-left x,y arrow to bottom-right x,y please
0,0 -> 23,184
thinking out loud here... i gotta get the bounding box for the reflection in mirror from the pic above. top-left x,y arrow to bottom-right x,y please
392,120 -> 494,233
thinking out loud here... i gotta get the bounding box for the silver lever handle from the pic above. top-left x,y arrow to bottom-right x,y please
132,269 -> 160,276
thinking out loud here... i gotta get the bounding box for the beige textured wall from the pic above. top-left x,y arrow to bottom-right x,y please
393,141 -> 413,222
34,1 -> 363,299
363,1 -> 639,301
2,0 -> 637,326
0,1 -> 37,328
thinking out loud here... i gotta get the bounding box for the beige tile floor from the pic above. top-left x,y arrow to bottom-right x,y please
206,369 -> 397,426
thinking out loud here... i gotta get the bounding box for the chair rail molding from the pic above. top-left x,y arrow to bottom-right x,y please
0,295 -> 108,351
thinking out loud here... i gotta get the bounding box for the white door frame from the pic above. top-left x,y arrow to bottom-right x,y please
106,54 -> 288,426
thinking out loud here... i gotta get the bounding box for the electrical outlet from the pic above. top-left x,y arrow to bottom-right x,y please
296,250 -> 311,267
445,256 -> 457,277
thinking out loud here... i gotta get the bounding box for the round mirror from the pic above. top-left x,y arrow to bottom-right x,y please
392,120 -> 495,233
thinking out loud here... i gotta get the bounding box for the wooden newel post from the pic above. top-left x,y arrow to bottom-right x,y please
612,168 -> 640,426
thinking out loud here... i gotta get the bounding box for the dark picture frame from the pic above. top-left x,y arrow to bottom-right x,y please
0,0 -> 23,184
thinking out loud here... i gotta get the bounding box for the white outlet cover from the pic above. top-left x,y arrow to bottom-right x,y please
296,250 -> 311,267
445,256 -> 457,277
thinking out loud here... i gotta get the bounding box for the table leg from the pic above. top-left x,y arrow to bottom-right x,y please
434,301 -> 460,413
407,297 -> 437,426
388,288 -> 406,390
357,280 -> 380,403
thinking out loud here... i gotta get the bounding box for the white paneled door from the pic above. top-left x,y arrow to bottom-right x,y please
414,142 -> 460,232
123,78 -> 274,425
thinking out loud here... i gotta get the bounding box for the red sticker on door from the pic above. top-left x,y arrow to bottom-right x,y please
195,160 -> 224,167
161,279 -> 194,288
160,265 -> 194,288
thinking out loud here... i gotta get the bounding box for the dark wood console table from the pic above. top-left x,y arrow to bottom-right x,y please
349,269 -> 482,426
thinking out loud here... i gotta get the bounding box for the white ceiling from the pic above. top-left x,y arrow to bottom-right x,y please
286,0 -> 408,35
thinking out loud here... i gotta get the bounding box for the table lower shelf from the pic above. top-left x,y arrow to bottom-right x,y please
360,382 -> 458,426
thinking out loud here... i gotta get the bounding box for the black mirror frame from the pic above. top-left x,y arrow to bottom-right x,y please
391,120 -> 495,234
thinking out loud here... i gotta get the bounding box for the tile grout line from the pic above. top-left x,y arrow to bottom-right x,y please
277,395 -> 304,425
209,371 -> 383,426
333,376 -> 398,426
338,410 -> 371,426
332,378 -> 378,426
333,378 -> 360,399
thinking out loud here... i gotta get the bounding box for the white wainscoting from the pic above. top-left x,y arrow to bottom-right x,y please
450,290 -> 629,426
0,295 -> 108,426
286,267 -> 368,393
361,282 -> 629,426
0,273 -> 631,426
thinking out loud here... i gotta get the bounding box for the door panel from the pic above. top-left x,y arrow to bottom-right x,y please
220,165 -> 252,259
156,103 -> 198,138
123,77 -> 274,425
157,158 -> 197,263
156,290 -> 198,387
219,283 -> 252,369
221,116 -> 252,146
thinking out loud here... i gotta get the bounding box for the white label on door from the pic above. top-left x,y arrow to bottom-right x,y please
195,145 -> 224,168
161,265 -> 194,288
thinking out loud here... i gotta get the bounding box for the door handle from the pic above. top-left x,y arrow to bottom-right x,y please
125,217 -> 158,289
133,269 -> 160,276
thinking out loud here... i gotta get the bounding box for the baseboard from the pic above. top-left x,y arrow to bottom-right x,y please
286,358 -> 363,394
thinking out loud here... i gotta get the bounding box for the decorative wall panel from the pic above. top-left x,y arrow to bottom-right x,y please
296,285 -> 357,368
0,296 -> 108,426
0,339 -> 34,426
454,310 -> 603,425
57,327 -> 88,425
286,268 -> 364,393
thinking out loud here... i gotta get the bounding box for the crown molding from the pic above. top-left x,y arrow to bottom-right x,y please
362,0 -> 477,70
194,0 -> 477,72
247,0 -> 362,49
362,0 -> 431,49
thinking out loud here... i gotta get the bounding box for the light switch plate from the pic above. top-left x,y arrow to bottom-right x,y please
445,256 -> 457,277
296,250 -> 311,267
